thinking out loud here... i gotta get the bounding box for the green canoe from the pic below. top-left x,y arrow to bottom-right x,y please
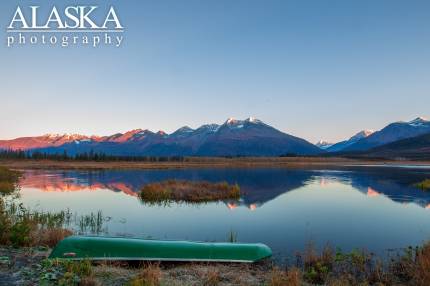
49,236 -> 272,263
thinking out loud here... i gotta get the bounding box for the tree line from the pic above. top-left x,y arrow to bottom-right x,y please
0,149 -> 185,162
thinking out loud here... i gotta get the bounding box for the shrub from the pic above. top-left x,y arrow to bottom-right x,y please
10,219 -> 32,247
302,243 -> 333,284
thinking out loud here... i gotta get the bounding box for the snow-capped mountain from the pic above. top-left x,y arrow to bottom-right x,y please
315,140 -> 334,150
0,118 -> 321,157
341,117 -> 430,152
0,133 -> 92,150
326,130 -> 374,152
194,117 -> 321,156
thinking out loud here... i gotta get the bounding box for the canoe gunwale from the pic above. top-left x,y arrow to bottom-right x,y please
51,257 -> 257,263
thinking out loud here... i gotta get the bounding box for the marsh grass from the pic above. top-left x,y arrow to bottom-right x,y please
78,210 -> 107,235
0,166 -> 109,247
279,242 -> 430,285
227,230 -> 237,243
0,166 -> 21,195
1,198 -> 108,247
1,197 -> 107,247
139,179 -> 241,204
414,179 -> 430,191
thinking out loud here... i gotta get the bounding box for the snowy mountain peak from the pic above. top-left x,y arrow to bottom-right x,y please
225,117 -> 264,125
408,117 -> 429,126
226,117 -> 237,124
349,130 -> 374,141
316,140 -> 334,149
196,124 -> 220,133
43,133 -> 61,139
125,129 -> 144,135
171,126 -> 195,137
43,133 -> 89,141
245,117 -> 263,124
176,126 -> 194,133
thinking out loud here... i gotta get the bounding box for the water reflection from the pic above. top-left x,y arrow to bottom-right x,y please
19,167 -> 430,209
17,167 -> 430,261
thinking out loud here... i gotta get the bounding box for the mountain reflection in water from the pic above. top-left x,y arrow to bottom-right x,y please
18,167 -> 430,261
19,167 -> 430,209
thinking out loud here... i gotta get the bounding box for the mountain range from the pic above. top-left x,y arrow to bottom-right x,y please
1,116 -> 430,159
317,117 -> 430,159
0,117 -> 321,157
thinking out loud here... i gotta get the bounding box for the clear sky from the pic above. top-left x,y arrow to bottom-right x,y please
1,0 -> 429,143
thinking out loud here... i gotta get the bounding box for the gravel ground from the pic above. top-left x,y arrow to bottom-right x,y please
0,247 -> 273,286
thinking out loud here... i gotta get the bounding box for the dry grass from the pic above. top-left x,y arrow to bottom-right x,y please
412,243 -> 430,286
34,227 -> 73,247
286,267 -> 302,286
139,180 -> 241,204
80,276 -> 101,286
268,267 -> 288,286
268,267 -> 302,286
128,263 -> 162,286
203,268 -> 221,286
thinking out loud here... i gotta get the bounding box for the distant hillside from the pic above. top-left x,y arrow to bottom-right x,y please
358,132 -> 430,160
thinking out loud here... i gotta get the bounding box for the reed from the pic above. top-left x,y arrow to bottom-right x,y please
0,196 -> 107,247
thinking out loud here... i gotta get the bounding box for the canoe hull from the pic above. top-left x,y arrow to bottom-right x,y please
49,236 -> 272,263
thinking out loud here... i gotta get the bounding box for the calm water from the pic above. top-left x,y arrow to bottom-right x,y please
18,166 -> 430,262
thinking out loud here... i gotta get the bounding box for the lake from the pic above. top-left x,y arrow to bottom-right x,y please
18,166 -> 430,263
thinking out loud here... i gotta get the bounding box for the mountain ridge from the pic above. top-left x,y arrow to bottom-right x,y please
0,117 -> 321,157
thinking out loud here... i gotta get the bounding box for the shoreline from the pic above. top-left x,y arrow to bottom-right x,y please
1,157 -> 430,170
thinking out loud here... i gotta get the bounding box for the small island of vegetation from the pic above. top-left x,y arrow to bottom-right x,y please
414,179 -> 430,191
139,180 -> 241,204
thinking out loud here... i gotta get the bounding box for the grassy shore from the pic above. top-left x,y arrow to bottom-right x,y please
1,157 -> 430,170
2,243 -> 430,285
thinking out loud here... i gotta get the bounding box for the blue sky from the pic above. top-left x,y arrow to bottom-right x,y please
1,0 -> 429,143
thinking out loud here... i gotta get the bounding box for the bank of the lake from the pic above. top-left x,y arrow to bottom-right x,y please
2,243 -> 430,286
2,157 -> 430,170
